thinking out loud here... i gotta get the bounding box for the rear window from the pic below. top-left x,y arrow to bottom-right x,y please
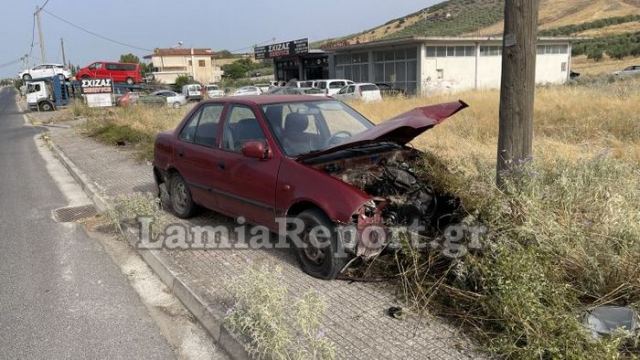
360,84 -> 379,92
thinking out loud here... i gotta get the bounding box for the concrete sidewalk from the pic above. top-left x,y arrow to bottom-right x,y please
46,123 -> 482,360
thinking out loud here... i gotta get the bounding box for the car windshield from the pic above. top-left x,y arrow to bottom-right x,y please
262,100 -> 374,157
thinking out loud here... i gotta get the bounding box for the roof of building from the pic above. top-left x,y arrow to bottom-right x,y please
328,35 -> 578,52
144,48 -> 215,59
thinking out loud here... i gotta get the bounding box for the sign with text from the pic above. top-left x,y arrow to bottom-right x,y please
255,38 -> 309,60
81,78 -> 113,107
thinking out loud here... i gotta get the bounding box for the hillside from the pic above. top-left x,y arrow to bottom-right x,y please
319,0 -> 640,48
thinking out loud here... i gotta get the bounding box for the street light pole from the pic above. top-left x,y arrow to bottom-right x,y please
35,6 -> 47,63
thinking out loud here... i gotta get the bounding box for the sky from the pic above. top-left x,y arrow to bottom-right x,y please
0,0 -> 441,78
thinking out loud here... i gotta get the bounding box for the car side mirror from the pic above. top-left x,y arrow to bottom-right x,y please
241,141 -> 270,160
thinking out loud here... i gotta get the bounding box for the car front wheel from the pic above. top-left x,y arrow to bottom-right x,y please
169,173 -> 196,218
293,209 -> 350,280
172,102 -> 181,109
22,74 -> 32,81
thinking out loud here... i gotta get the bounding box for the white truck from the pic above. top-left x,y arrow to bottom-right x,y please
25,76 -> 70,111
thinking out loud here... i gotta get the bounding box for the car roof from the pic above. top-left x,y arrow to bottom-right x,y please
201,95 -> 331,106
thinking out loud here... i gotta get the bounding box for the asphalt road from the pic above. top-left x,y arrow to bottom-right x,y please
0,87 -> 175,359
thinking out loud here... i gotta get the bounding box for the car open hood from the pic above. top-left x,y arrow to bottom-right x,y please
298,100 -> 468,161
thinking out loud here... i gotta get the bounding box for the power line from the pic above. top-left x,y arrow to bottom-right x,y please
42,9 -> 153,52
0,58 -> 22,69
230,38 -> 277,53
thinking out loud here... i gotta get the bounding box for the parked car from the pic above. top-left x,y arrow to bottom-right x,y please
151,90 -> 188,108
231,86 -> 262,96
267,87 -> 326,96
613,65 -> 640,76
152,95 -> 468,279
206,85 -> 225,98
375,83 -> 407,97
255,83 -> 272,93
315,79 -> 354,96
19,63 -> 71,81
182,84 -> 203,102
75,61 -> 142,85
333,83 -> 382,102
116,91 -> 165,107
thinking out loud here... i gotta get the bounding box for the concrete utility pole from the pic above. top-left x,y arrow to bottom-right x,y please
60,38 -> 67,66
35,6 -> 47,63
496,0 -> 540,187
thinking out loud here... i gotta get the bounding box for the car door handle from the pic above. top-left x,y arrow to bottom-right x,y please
177,150 -> 185,157
217,162 -> 225,170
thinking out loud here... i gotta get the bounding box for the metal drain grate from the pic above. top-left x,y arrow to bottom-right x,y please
53,204 -> 97,223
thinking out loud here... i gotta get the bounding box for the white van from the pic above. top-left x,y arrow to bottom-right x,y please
315,79 -> 355,96
182,84 -> 202,101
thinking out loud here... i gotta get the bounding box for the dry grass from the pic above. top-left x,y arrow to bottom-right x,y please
573,55 -> 640,76
350,78 -> 640,168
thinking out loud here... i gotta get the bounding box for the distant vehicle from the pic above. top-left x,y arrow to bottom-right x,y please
19,63 -> 71,81
613,65 -> 640,76
315,79 -> 354,96
232,86 -> 262,96
333,83 -> 382,102
112,86 -> 132,104
255,83 -> 272,93
205,85 -> 224,98
75,61 -> 143,85
151,90 -> 188,108
117,91 -> 166,107
25,76 -> 70,111
375,83 -> 407,97
267,87 -> 326,96
182,84 -> 203,102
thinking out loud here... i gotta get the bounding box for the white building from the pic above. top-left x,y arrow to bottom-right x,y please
327,36 -> 573,95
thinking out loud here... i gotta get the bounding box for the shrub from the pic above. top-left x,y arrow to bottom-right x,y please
225,266 -> 336,360
173,75 -> 192,92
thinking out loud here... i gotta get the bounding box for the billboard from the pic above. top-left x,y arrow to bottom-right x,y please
255,38 -> 309,60
81,78 -> 113,108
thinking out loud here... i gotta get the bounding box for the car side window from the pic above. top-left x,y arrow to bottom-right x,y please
347,86 -> 355,94
194,104 -> 224,147
179,109 -> 202,142
222,106 -> 266,152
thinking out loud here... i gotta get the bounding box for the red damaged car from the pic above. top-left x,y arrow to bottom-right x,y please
153,95 -> 467,279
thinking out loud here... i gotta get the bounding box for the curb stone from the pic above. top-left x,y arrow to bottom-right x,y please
44,128 -> 251,360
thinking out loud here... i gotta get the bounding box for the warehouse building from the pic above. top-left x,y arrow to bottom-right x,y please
327,36 -> 573,95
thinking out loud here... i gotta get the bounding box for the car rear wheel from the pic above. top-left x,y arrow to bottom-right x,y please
126,77 -> 134,85
22,74 -> 32,81
293,209 -> 350,280
169,173 -> 196,218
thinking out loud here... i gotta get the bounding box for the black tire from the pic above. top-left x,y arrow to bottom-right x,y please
22,74 -> 32,81
293,209 -> 350,280
38,101 -> 54,112
169,173 -> 196,218
172,102 -> 181,109
126,77 -> 134,85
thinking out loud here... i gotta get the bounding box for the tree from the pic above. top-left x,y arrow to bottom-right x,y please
586,48 -> 604,62
173,75 -> 192,92
119,53 -> 140,64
